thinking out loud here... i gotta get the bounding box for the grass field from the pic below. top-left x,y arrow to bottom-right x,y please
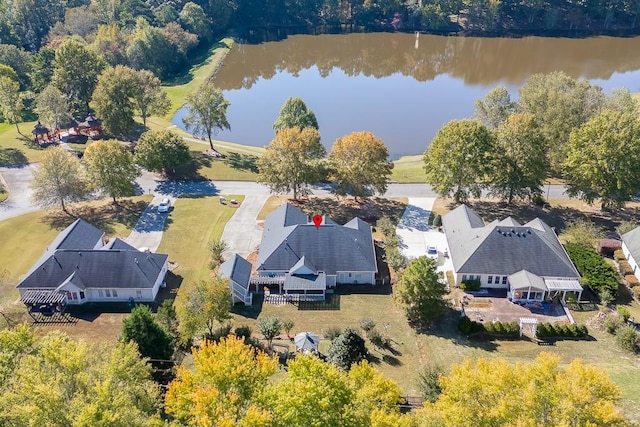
0,195 -> 151,327
0,121 -> 47,166
392,154 -> 424,183
156,195 -> 244,304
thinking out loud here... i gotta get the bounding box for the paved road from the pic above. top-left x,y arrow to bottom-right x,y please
0,164 -> 37,221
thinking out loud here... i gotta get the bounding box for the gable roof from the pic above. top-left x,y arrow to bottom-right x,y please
46,219 -> 105,253
509,270 -> 546,291
17,250 -> 168,289
219,254 -> 252,288
443,205 -> 579,278
102,237 -> 139,251
258,203 -> 377,275
622,226 -> 640,262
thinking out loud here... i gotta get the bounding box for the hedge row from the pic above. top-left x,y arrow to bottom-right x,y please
460,280 -> 481,291
458,317 -> 519,337
619,260 -> 634,276
457,316 -> 483,335
565,243 -> 618,297
614,249 -> 626,261
626,274 -> 639,287
536,322 -> 589,338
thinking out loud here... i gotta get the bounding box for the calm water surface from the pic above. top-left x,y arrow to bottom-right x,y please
172,33 -> 640,158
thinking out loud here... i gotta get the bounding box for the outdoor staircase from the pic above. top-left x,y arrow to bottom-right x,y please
230,281 -> 252,306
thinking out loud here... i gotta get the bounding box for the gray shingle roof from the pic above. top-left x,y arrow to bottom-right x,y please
509,270 -> 546,290
219,254 -> 252,288
47,219 -> 105,252
102,237 -> 139,251
443,205 -> 579,278
17,250 -> 168,289
258,203 -> 377,275
622,226 -> 640,263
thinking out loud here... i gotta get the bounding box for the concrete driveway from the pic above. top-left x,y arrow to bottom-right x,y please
221,195 -> 269,258
0,164 -> 38,221
396,197 -> 453,274
125,195 -> 177,252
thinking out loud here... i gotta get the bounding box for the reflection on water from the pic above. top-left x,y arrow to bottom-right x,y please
172,33 -> 640,157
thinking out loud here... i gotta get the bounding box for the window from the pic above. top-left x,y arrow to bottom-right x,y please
136,290 -> 142,299
79,291 -> 85,299
502,276 -> 508,285
488,276 -> 493,284
112,289 -> 118,297
98,289 -> 104,297
105,289 -> 111,297
462,275 -> 468,281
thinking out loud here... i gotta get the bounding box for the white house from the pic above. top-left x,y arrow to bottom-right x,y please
621,226 -> 640,280
219,253 -> 253,305
442,205 -> 582,302
17,219 -> 168,308
255,203 -> 378,295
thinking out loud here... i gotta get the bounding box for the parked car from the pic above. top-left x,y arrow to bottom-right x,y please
427,245 -> 438,260
158,198 -> 171,213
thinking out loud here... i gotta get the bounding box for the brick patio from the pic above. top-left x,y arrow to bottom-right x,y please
463,295 -> 569,324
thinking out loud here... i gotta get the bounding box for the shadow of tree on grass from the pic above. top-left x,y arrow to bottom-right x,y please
224,152 -> 258,173
0,147 -> 28,167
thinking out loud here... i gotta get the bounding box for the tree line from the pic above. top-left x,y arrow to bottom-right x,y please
0,323 -> 628,426
424,71 -> 640,209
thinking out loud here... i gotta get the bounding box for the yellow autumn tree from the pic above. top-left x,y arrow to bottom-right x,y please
433,352 -> 627,427
164,336 -> 277,426
328,131 -> 393,201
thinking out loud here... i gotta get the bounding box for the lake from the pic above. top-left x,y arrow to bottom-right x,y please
171,33 -> 640,158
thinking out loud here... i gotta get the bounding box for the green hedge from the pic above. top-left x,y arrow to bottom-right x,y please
484,321 -> 520,337
565,243 -> 618,298
460,279 -> 481,291
536,322 -> 588,338
457,316 -> 483,335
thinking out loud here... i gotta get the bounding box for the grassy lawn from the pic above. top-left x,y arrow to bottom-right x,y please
0,195 -> 151,327
392,154 -> 424,183
163,37 -> 235,116
0,121 -> 48,165
156,195 -> 244,303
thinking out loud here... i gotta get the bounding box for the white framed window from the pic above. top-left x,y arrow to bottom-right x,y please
462,275 -> 467,281
502,276 -> 508,285
136,290 -> 142,299
488,276 -> 493,284
105,289 -> 111,297
98,289 -> 104,297
112,289 -> 118,297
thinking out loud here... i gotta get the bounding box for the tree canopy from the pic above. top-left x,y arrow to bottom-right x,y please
394,256 -> 447,328
134,130 -> 192,174
328,131 -> 393,201
272,97 -> 319,132
424,119 -> 494,203
83,139 -> 140,202
30,147 -> 88,212
474,85 -> 515,129
176,277 -> 232,342
326,327 -> 368,371
562,110 -> 640,209
121,304 -> 174,361
35,84 -> 71,129
183,83 -> 230,151
257,126 -> 325,200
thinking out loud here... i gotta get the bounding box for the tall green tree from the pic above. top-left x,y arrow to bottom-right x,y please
424,119 -> 494,203
176,277 -> 232,342
562,110 -> 640,209
134,130 -> 192,175
394,256 -> 447,328
328,131 -> 393,201
182,82 -> 230,151
488,112 -> 548,203
130,69 -> 170,127
83,139 -> 140,203
326,327 -> 368,371
0,329 -> 161,426
272,97 -> 319,132
257,127 -> 325,200
52,39 -> 104,113
90,65 -> 137,135
30,147 -> 88,213
35,84 -> 72,129
122,305 -> 174,361
518,71 -> 604,171
474,85 -> 515,129
257,315 -> 282,349
0,76 -> 22,134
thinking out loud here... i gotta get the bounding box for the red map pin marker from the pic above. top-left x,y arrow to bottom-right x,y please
312,214 -> 322,229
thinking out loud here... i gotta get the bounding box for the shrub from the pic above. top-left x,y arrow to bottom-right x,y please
614,249 -> 626,261
492,321 -> 504,335
326,328 -> 368,370
432,214 -> 442,227
460,279 -> 481,291
417,362 -> 444,403
626,274 -> 639,287
603,313 -> 623,334
210,323 -> 232,342
324,327 -> 342,341
615,325 -> 639,353
632,287 -> 640,301
565,243 -> 619,298
234,325 -> 252,340
359,318 -> 376,334
458,316 -> 483,335
616,220 -> 637,237
536,322 -> 588,338
385,246 -> 407,272
376,216 -> 396,239
617,306 -> 631,323
281,319 -> 294,338
619,260 -> 634,276
208,239 -> 228,264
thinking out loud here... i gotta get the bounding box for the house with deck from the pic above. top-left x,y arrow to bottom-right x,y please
17,219 -> 168,313
442,205 -> 582,302
621,226 -> 640,281
219,254 -> 253,306
252,203 -> 378,298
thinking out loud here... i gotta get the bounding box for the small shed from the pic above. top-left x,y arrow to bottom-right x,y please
294,332 -> 320,352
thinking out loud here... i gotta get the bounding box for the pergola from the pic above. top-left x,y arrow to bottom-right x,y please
283,273 -> 327,298
20,289 -> 68,320
32,122 -> 51,144
544,278 -> 583,302
519,317 -> 538,337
